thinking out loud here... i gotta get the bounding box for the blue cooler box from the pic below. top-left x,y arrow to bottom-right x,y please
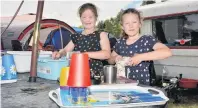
37,57 -> 69,80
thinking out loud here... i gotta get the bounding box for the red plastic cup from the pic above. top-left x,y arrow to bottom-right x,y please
67,53 -> 91,87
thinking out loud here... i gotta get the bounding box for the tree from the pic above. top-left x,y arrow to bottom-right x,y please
78,25 -> 83,28
115,9 -> 124,23
97,21 -> 105,31
104,19 -> 113,33
97,9 -> 123,38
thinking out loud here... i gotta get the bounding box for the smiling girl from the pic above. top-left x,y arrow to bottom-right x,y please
52,3 -> 111,84
108,8 -> 172,85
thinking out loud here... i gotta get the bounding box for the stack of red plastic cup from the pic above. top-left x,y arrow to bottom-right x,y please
67,53 -> 91,104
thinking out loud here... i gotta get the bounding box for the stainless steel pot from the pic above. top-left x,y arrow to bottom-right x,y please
65,51 -> 80,59
103,65 -> 117,84
65,51 -> 80,65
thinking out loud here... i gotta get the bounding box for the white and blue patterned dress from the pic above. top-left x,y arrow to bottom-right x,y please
113,35 -> 157,85
71,31 -> 103,78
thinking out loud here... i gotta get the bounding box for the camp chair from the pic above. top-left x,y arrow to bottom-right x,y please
149,61 -> 157,86
102,33 -> 117,66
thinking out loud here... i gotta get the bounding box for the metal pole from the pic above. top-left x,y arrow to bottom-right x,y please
29,0 -> 44,82
1,0 -> 24,36
58,25 -> 64,49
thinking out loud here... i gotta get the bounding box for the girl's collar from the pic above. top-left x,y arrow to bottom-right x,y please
82,29 -> 97,35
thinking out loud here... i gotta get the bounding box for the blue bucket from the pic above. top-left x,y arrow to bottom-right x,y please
1,54 -> 17,81
37,57 -> 69,80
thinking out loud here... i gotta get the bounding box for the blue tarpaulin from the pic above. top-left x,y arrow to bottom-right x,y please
72,27 -> 83,33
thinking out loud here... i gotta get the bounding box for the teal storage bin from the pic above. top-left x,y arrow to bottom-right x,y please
37,57 -> 69,80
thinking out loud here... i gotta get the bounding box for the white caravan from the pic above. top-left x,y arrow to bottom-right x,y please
137,0 -> 198,80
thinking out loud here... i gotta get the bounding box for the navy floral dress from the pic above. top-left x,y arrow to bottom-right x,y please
113,35 -> 157,85
71,31 -> 103,78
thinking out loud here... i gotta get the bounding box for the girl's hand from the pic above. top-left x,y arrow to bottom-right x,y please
82,52 -> 89,56
52,51 -> 61,59
115,55 -> 123,62
82,52 -> 91,60
127,54 -> 142,66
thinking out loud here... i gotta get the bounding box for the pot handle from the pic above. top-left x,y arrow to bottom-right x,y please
144,87 -> 169,101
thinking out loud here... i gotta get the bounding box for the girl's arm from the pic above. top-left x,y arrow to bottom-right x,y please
59,40 -> 75,57
84,32 -> 111,60
127,42 -> 172,66
136,42 -> 172,61
108,51 -> 119,64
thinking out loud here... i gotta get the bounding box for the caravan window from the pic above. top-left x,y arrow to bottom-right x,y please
152,13 -> 198,47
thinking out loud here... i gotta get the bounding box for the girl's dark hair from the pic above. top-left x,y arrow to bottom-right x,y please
78,3 -> 98,19
120,8 -> 142,39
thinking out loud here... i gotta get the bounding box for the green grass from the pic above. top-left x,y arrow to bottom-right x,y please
163,87 -> 198,108
168,97 -> 198,108
168,103 -> 198,108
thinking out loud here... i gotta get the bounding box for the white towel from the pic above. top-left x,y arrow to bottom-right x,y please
115,57 -> 130,77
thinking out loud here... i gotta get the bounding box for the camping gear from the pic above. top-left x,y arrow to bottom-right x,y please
72,27 -> 83,33
6,51 -> 52,73
1,14 -> 76,51
37,57 -> 69,80
103,65 -> 117,84
44,27 -> 72,50
49,84 -> 169,107
1,54 -> 17,84
161,73 -> 198,103
179,78 -> 198,88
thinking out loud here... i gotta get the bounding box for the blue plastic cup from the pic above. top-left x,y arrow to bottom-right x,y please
60,86 -> 70,106
69,87 -> 88,104
1,54 -> 17,80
